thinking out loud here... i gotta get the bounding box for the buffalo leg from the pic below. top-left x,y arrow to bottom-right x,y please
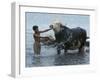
79,46 -> 84,53
64,49 -> 67,53
57,49 -> 61,54
64,49 -> 67,55
79,40 -> 85,53
64,44 -> 67,54
57,46 -> 61,54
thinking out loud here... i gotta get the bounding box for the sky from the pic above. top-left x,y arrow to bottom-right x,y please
25,12 -> 90,37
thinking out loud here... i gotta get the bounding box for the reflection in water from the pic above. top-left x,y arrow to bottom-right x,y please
26,45 -> 89,67
32,57 -> 41,66
54,52 -> 89,66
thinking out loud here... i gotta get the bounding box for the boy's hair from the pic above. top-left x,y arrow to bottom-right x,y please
32,25 -> 38,31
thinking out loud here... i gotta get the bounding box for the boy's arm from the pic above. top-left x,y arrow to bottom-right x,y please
39,28 -> 52,33
34,34 -> 47,38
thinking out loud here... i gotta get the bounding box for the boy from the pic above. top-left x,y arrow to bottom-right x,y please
32,25 -> 52,55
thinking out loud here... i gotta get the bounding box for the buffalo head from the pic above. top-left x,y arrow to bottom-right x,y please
49,22 -> 64,33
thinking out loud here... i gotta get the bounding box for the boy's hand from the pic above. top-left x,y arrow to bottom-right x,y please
45,37 -> 49,39
44,37 -> 50,41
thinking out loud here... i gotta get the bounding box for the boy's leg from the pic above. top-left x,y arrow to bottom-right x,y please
33,43 -> 36,54
34,42 -> 41,55
37,43 -> 41,55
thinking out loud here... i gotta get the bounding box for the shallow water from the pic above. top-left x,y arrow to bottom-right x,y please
26,45 -> 89,67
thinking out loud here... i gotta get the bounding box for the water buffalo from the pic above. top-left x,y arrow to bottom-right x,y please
50,22 -> 87,54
